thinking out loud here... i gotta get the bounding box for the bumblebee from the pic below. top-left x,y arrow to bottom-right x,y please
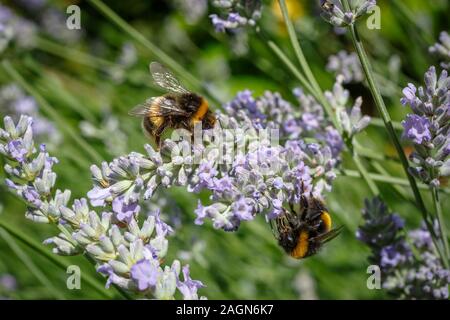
129,62 -> 216,147
321,0 -> 335,11
273,196 -> 342,259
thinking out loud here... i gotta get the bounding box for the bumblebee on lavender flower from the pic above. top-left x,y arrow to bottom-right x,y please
273,195 -> 343,259
129,62 -> 216,148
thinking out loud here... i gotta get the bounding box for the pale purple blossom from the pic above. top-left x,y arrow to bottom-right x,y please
429,31 -> 450,69
177,265 -> 206,300
0,84 -> 61,146
402,114 -> 432,145
112,196 -> 140,222
326,50 -> 363,83
400,66 -> 450,185
0,115 -> 206,299
130,259 -> 159,291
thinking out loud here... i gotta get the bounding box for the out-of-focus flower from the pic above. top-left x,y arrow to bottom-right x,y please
0,4 -> 37,53
293,270 -> 318,300
326,50 -> 364,83
80,109 -> 128,156
320,0 -> 377,27
272,0 -> 305,23
357,197 -> 449,299
325,76 -> 371,141
174,0 -> 208,24
429,31 -> 450,70
0,273 -> 17,299
0,84 -> 61,148
210,0 -> 262,32
0,274 -> 17,291
105,42 -> 138,84
16,0 -> 47,10
13,1 -> 83,44
356,197 -> 405,263
400,66 -> 450,187
40,8 -> 82,44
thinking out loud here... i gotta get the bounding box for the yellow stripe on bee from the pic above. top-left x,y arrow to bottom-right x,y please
192,98 -> 209,123
321,211 -> 332,232
149,98 -> 164,127
291,231 -> 309,259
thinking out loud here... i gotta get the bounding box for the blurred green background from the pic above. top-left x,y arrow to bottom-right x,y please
0,0 -> 449,299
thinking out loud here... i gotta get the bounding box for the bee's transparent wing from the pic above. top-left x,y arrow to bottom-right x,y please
149,62 -> 190,94
128,98 -> 157,117
311,226 -> 344,244
158,97 -> 190,116
129,97 -> 189,117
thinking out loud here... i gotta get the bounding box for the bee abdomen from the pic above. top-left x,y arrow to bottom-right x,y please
191,97 -> 209,125
142,116 -> 157,137
290,231 -> 309,259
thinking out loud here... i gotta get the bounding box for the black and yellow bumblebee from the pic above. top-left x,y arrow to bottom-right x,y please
273,196 -> 342,259
129,62 -> 216,147
321,0 -> 335,11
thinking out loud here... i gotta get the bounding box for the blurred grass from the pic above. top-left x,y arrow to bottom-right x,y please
0,0 -> 448,299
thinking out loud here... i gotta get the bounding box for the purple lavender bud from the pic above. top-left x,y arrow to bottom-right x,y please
112,196 -> 140,223
130,259 -> 159,291
6,140 -> 27,162
87,186 -> 112,207
177,265 -> 205,300
402,114 -> 432,145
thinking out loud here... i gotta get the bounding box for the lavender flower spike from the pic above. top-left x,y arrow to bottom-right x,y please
210,0 -> 261,32
325,76 -> 371,141
326,50 -> 364,84
429,31 -> 450,70
320,0 -> 377,27
400,66 -> 450,187
358,197 -> 449,299
0,115 -> 206,299
0,116 -> 67,224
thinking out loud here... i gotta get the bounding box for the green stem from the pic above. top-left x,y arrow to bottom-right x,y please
35,37 -> 116,71
343,11 -> 432,228
341,170 -> 410,187
370,117 -> 403,131
33,38 -> 157,92
355,142 -> 399,162
276,0 -> 339,130
265,40 -> 316,96
0,220 -> 113,299
352,153 -> 379,195
0,228 -> 65,299
86,0 -> 221,105
24,57 -> 97,123
1,60 -> 103,164
391,0 -> 434,45
276,1 -> 322,94
340,170 -> 450,196
432,187 -> 450,268
370,161 -> 409,199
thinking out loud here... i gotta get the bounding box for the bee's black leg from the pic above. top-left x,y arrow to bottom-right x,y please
154,126 -> 166,151
155,134 -> 161,151
289,202 -> 296,215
